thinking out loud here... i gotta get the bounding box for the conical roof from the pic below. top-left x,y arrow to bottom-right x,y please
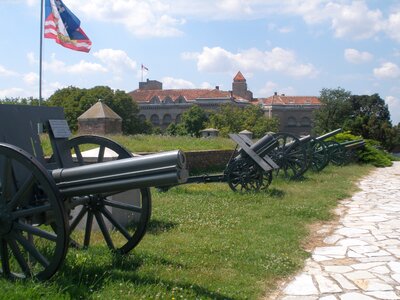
233,71 -> 246,82
78,101 -> 122,120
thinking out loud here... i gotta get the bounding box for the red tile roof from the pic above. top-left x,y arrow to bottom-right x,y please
233,71 -> 245,82
258,95 -> 321,105
129,88 -> 235,103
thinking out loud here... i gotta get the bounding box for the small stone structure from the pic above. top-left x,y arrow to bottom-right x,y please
200,128 -> 219,138
78,100 -> 122,135
239,130 -> 253,139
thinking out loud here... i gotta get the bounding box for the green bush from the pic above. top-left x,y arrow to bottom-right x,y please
330,132 -> 393,167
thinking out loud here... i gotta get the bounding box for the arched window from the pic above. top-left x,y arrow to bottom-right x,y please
163,114 -> 172,125
163,96 -> 174,104
287,116 -> 297,127
139,114 -> 146,122
175,114 -> 182,123
176,96 -> 186,104
150,114 -> 160,126
150,96 -> 160,104
300,117 -> 311,127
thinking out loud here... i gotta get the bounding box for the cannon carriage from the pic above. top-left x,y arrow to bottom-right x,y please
0,105 -> 187,280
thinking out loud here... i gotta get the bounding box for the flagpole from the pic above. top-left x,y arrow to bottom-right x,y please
39,0 -> 44,106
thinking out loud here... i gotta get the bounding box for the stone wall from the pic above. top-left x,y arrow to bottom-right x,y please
184,149 -> 235,172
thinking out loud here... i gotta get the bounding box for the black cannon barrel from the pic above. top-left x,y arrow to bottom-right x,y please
343,141 -> 365,149
247,134 -> 278,158
299,135 -> 312,144
52,150 -> 188,197
315,128 -> 342,141
340,139 -> 364,147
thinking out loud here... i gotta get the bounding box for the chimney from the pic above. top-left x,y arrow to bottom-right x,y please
215,86 -> 219,90
274,92 -> 278,96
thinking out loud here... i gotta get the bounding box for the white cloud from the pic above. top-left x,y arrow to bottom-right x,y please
258,81 -> 295,97
25,0 -> 37,7
385,11 -> 400,43
187,46 -> 318,78
67,1 -> 398,42
27,52 -> 37,65
344,48 -> 373,64
386,95 -> 400,124
23,72 -> 39,85
93,49 -> 137,73
69,0 -> 185,37
0,87 -> 27,98
43,54 -> 107,74
373,62 -> 400,79
66,60 -> 108,74
162,77 -> 195,89
0,65 -> 18,77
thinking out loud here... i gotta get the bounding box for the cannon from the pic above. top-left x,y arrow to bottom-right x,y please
0,104 -> 187,280
303,128 -> 342,172
159,133 -> 280,192
325,139 -> 365,166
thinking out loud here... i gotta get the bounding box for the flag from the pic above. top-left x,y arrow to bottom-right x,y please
141,64 -> 149,71
44,0 -> 92,53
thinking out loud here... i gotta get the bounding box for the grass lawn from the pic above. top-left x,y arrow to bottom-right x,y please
0,163 -> 373,299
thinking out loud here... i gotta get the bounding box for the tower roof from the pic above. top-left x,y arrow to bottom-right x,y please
233,71 -> 246,82
78,101 -> 122,120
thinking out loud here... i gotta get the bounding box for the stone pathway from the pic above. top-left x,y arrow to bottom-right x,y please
273,162 -> 400,300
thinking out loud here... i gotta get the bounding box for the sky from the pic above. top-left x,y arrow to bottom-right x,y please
1,0 -> 400,123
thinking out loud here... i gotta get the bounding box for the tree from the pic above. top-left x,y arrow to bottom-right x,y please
179,105 -> 208,137
208,104 -> 279,138
347,94 -> 395,149
313,87 -> 352,134
47,86 -> 141,134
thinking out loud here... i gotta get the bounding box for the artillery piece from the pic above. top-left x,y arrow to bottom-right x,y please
0,104 -> 187,280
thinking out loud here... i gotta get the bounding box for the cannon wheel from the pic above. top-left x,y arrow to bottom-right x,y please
225,157 -> 264,192
65,135 -> 151,254
0,143 -> 68,280
325,140 -> 346,166
309,139 -> 329,172
270,133 -> 308,179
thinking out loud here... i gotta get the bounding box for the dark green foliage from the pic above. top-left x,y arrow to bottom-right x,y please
178,105 -> 209,137
0,97 -> 41,106
313,87 -> 352,135
208,104 -> 279,138
46,86 -> 143,134
330,132 -> 393,167
313,88 -> 399,151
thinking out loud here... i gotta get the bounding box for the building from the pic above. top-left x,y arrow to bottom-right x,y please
258,93 -> 321,136
129,72 -> 322,135
77,100 -> 122,135
128,73 -> 251,130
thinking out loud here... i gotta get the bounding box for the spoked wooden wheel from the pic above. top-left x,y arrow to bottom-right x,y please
0,143 -> 68,280
309,139 -> 329,172
270,133 -> 308,179
66,136 -> 151,254
260,171 -> 273,191
325,141 -> 346,166
226,157 -> 264,192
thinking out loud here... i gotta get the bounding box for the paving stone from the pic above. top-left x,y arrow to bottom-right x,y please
314,275 -> 342,293
283,274 -> 318,296
365,291 -> 400,299
330,273 -> 358,290
339,292 -> 375,300
273,163 -> 400,299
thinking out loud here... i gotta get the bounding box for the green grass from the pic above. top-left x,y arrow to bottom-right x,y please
40,134 -> 236,156
0,164 -> 373,299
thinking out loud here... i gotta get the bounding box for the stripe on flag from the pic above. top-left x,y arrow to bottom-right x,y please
44,0 -> 92,53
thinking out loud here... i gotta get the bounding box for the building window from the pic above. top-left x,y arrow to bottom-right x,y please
176,96 -> 186,103
150,96 -> 160,104
300,117 -> 311,127
287,116 -> 297,127
150,114 -> 160,126
163,114 -> 172,125
163,96 -> 174,104
175,114 -> 182,123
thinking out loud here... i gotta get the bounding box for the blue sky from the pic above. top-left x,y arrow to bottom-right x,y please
1,0 -> 400,123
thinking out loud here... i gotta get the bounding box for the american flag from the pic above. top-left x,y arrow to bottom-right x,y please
44,0 -> 92,53
141,64 -> 149,71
